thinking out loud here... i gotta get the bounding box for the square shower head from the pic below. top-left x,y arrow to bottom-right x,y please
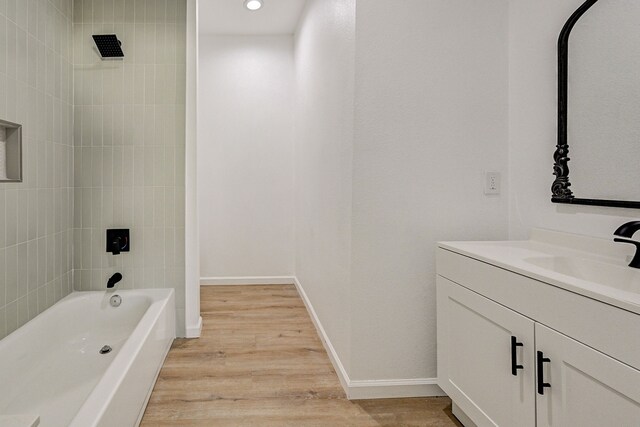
92,34 -> 124,59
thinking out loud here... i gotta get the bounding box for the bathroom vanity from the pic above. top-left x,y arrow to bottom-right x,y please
436,229 -> 640,427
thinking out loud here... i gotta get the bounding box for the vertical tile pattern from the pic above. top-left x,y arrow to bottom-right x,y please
72,0 -> 186,333
0,0 -> 75,339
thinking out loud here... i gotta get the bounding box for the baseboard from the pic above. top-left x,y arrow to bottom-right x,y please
452,402 -> 478,427
347,378 -> 443,400
293,277 -> 351,394
200,276 -> 296,286
185,316 -> 202,338
293,277 -> 445,400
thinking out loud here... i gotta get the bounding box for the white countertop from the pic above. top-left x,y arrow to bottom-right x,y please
0,415 -> 40,427
439,229 -> 640,316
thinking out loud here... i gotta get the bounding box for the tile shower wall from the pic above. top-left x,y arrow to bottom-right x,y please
0,0 -> 75,339
72,0 -> 186,333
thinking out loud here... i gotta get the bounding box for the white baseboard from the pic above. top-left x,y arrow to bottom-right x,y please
293,277 -> 445,400
185,316 -> 202,338
293,277 -> 351,393
200,276 -> 296,286
452,403 -> 477,427
348,378 -> 443,400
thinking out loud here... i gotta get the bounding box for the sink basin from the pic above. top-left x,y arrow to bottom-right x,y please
524,255 -> 640,293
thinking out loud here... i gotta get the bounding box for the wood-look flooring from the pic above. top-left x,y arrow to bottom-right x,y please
141,285 -> 461,426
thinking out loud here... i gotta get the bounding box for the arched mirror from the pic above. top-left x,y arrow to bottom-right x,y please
552,0 -> 640,208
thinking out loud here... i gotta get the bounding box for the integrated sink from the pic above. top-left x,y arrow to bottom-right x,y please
524,255 -> 640,293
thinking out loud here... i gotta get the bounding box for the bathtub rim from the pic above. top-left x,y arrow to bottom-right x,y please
0,288 -> 167,351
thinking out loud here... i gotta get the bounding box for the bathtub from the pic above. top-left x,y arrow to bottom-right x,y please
0,289 -> 175,427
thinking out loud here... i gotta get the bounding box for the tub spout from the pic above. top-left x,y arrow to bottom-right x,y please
107,273 -> 123,289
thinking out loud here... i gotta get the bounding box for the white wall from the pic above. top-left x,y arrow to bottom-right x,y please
508,0 -> 639,240
185,0 -> 201,337
350,0 -> 509,381
198,35 -> 295,279
293,0 -> 509,390
294,0 -> 356,374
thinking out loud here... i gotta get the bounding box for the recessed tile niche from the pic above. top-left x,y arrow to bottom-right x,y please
0,119 -> 22,182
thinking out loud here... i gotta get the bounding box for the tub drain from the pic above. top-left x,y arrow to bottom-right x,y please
99,345 -> 112,355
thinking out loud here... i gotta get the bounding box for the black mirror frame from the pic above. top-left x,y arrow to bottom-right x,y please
552,0 -> 640,209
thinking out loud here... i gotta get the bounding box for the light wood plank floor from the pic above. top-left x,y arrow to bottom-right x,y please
141,285 -> 461,426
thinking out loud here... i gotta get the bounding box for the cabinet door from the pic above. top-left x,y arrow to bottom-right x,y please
536,324 -> 640,427
437,277 -> 536,427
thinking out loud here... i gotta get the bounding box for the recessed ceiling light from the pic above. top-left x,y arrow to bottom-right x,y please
244,0 -> 263,11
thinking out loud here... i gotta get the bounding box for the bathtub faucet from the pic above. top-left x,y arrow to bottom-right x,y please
107,273 -> 123,289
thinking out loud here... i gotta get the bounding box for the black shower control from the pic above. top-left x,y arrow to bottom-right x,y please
106,229 -> 130,255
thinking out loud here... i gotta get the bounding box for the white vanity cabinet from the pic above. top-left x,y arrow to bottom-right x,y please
437,277 -> 535,427
535,324 -> 640,427
436,237 -> 640,427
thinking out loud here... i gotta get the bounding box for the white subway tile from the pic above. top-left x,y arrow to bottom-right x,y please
5,299 -> 17,335
91,105 -> 103,146
16,295 -> 28,328
112,186 -> 123,224
112,145 -> 123,187
27,188 -> 37,240
143,146 -> 153,185
90,187 -> 102,229
121,185 -> 133,225
102,146 -> 113,186
27,239 -> 37,292
16,242 -> 27,298
0,248 -> 5,307
27,289 -> 37,319
122,146 -> 134,185
143,186 -> 153,226
102,187 -> 114,227
153,186 -> 164,228
143,104 -> 154,145
0,190 -> 5,247
0,306 -> 6,340
5,189 -> 17,246
16,190 -> 28,243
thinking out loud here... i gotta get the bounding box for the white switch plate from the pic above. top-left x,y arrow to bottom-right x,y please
484,172 -> 501,195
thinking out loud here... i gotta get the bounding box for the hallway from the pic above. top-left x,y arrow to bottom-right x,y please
142,285 -> 460,426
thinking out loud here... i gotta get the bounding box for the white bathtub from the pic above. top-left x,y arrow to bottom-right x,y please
0,289 -> 175,427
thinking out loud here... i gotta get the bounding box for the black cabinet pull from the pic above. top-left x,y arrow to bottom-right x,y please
511,336 -> 524,376
537,351 -> 551,395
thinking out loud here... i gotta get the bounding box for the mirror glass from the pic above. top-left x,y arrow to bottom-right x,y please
566,0 -> 640,202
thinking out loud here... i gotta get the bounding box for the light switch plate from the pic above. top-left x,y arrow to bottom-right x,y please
485,172 -> 501,195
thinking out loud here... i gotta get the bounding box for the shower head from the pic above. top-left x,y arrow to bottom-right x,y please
92,34 -> 124,59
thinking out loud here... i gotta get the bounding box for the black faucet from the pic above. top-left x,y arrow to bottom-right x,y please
107,273 -> 123,289
613,221 -> 640,268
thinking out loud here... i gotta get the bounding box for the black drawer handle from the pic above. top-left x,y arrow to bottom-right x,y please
511,336 -> 524,376
537,350 -> 551,395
